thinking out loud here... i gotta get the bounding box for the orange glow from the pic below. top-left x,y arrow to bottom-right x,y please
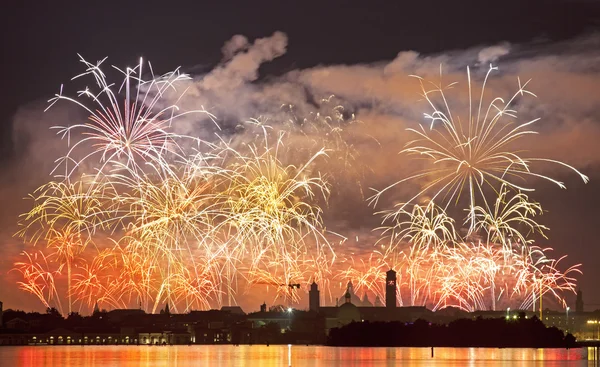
0,346 -> 589,366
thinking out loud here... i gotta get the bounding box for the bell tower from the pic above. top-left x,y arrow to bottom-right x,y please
576,289 -> 584,313
386,270 -> 397,308
309,282 -> 320,312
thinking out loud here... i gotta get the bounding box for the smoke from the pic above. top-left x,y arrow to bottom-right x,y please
9,31 -> 600,233
156,32 -> 600,182
4,31 -> 600,310
221,35 -> 250,62
152,31 -> 600,243
201,31 -> 288,91
477,43 -> 511,65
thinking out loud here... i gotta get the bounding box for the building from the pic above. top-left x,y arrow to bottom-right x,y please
336,281 -> 373,307
386,270 -> 397,308
312,275 -> 433,335
309,282 -> 320,312
2,275 -> 599,346
576,290 -> 584,313
139,330 -> 190,345
107,309 -> 146,324
220,306 -> 245,315
5,318 -> 29,331
247,310 -> 294,332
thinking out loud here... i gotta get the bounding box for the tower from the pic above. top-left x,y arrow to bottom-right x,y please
361,293 -> 372,307
385,269 -> 397,308
309,282 -> 320,312
374,295 -> 383,307
576,289 -> 584,313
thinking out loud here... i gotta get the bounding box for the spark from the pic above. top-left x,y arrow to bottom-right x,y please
13,57 -> 584,315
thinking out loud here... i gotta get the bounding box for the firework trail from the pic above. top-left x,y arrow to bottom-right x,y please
48,55 -> 215,180
215,120 -> 338,305
281,96 -> 370,198
345,65 -> 587,312
369,64 -> 588,233
13,251 -> 62,313
13,57 -> 584,315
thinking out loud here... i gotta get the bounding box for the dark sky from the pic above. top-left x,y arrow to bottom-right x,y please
2,0 -> 600,312
3,0 -> 600,156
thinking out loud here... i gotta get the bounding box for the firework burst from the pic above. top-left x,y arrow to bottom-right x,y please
369,64 -> 588,232
13,56 -> 584,315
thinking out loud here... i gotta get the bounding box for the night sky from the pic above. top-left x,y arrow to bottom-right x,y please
2,0 -> 600,312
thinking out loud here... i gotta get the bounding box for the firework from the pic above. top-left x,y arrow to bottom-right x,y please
345,65 -> 588,312
216,120 -> 337,305
16,180 -> 112,314
49,55 -> 215,180
369,64 -> 588,232
473,184 -> 548,251
13,56 -> 584,315
12,251 -> 62,313
281,96 -> 369,199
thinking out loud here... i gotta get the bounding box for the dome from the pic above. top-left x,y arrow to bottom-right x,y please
337,302 -> 361,324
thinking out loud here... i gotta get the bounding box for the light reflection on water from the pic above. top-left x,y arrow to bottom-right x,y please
0,345 -> 595,367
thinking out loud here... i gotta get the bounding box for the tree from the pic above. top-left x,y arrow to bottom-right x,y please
46,307 -> 63,319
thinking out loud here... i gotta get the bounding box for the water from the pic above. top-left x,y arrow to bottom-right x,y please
0,345 -> 595,367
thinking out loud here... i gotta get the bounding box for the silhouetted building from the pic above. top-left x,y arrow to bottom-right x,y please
247,309 -> 294,331
386,269 -> 397,308
309,282 -> 320,312
106,309 -> 146,323
576,289 -> 584,313
5,318 -> 29,331
337,281 -> 372,306
260,302 -> 267,313
361,293 -> 373,307
374,296 -> 383,307
220,306 -> 245,315
0,301 -> 3,328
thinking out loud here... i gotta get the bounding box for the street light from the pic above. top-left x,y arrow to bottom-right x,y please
506,307 -> 510,320
287,308 -> 293,331
566,307 -> 570,333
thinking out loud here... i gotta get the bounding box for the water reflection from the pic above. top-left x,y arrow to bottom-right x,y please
0,345 -> 593,367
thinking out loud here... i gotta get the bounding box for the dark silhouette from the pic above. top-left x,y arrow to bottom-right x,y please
327,314 -> 578,348
0,306 -> 582,348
